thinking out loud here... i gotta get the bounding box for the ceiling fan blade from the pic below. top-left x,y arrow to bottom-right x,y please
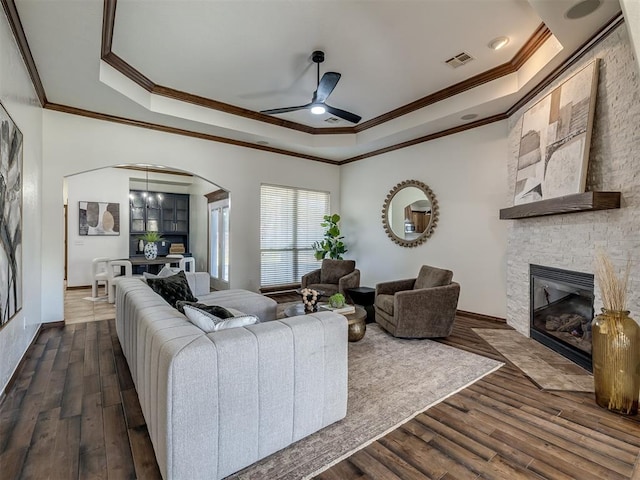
260,104 -> 311,115
314,72 -> 341,104
325,104 -> 362,124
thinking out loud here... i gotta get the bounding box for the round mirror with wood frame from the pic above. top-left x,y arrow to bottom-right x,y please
382,180 -> 439,247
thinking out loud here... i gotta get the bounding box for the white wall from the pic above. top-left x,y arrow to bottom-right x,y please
42,110 -> 341,322
0,9 -> 43,395
188,176 -> 217,273
66,168 -> 131,287
341,121 -> 509,318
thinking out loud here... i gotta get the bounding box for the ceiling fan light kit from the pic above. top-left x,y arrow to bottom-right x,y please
260,50 -> 362,124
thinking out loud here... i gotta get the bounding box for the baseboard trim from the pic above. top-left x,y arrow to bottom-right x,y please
0,322 -> 45,407
260,283 -> 300,295
456,310 -> 506,324
41,320 -> 65,329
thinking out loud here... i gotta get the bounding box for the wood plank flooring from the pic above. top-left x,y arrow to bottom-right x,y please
2,312 -> 640,479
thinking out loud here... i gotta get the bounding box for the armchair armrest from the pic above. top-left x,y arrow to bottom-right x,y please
338,269 -> 360,300
301,268 -> 321,288
375,278 -> 416,296
394,283 -> 461,337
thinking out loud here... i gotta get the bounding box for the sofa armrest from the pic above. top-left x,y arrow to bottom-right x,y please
376,278 -> 416,296
301,268 -> 321,288
185,271 -> 212,297
338,269 -> 360,300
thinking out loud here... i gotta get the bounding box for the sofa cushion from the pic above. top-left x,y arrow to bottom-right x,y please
175,300 -> 234,318
183,305 -> 258,332
146,270 -> 198,308
320,259 -> 356,284
414,265 -> 453,290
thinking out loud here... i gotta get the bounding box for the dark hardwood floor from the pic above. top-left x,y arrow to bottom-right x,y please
2,312 -> 640,479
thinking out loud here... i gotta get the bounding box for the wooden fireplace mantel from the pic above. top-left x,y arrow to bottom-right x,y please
499,191 -> 621,220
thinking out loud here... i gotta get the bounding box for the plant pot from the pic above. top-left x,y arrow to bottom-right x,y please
592,308 -> 640,415
144,242 -> 158,260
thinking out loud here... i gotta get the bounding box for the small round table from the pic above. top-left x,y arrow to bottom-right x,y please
283,304 -> 367,342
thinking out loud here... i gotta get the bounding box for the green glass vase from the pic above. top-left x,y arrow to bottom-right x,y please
591,308 -> 640,415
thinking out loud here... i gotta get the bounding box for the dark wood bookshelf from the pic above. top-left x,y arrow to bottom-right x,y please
499,191 -> 621,220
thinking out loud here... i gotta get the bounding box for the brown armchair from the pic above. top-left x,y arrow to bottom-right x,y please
374,265 -> 460,338
301,259 -> 360,303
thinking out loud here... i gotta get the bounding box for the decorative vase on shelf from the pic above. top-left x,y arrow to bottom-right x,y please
592,308 -> 640,415
144,242 -> 158,260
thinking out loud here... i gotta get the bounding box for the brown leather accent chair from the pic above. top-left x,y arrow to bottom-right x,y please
301,259 -> 360,303
374,265 -> 460,338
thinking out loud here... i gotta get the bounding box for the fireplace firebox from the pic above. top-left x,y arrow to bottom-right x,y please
530,264 -> 594,371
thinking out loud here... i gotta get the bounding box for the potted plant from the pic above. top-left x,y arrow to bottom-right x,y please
313,214 -> 347,260
140,231 -> 163,260
328,293 -> 346,308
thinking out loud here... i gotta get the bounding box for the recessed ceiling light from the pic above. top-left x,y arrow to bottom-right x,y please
565,0 -> 601,19
488,36 -> 510,50
461,113 -> 478,121
310,105 -> 326,115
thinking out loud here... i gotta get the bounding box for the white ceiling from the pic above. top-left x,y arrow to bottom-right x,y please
14,0 -> 622,162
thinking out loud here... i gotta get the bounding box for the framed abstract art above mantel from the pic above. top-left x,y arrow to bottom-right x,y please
0,101 -> 23,328
513,59 -> 600,206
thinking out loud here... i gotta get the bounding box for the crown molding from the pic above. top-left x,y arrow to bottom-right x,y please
507,11 -> 624,116
1,0 -> 47,105
44,103 -> 340,165
101,0 -> 550,135
3,0 -> 625,166
341,113 -> 509,164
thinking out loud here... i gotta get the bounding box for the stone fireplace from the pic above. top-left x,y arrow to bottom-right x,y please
530,265 -> 594,371
505,24 -> 640,358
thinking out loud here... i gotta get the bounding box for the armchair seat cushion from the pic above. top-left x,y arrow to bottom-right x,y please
320,259 -> 356,284
375,294 -> 394,316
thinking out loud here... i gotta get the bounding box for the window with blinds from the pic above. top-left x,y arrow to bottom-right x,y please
260,184 -> 330,287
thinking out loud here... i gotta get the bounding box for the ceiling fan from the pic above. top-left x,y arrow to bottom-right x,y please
260,50 -> 362,124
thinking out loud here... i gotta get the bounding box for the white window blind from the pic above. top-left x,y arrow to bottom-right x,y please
260,184 -> 329,287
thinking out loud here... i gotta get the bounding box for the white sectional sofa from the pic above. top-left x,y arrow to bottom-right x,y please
115,275 -> 348,480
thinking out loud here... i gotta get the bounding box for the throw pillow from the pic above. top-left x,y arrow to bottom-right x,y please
175,300 -> 234,319
143,266 -> 179,281
147,270 -> 198,308
183,305 -> 258,333
320,259 -> 356,284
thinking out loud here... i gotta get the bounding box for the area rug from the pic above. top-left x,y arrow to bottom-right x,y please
473,328 -> 594,392
229,323 -> 503,479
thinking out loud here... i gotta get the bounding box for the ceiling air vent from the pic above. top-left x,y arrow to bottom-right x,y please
324,117 -> 341,124
445,52 -> 474,68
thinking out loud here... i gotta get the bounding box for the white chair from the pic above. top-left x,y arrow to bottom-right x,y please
91,257 -> 111,298
179,257 -> 196,272
108,259 -> 133,304
165,254 -> 183,269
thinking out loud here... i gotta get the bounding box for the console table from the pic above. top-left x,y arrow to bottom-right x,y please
126,256 -> 182,274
